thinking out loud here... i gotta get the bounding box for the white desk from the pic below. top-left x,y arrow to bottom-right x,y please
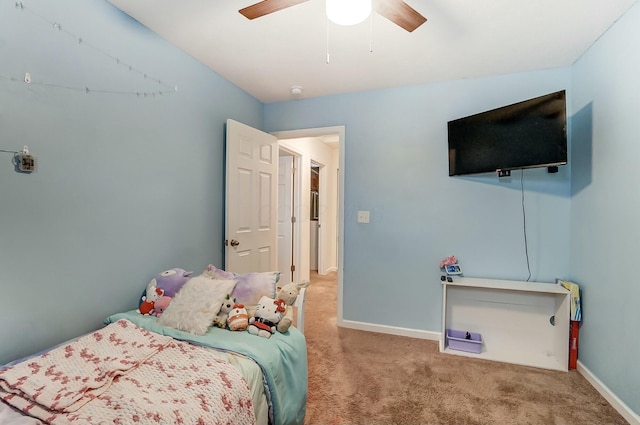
440,277 -> 570,371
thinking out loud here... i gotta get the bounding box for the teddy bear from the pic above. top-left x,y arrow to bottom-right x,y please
275,280 -> 310,333
248,296 -> 287,338
138,285 -> 164,315
213,294 -> 236,328
152,296 -> 172,317
227,304 -> 249,331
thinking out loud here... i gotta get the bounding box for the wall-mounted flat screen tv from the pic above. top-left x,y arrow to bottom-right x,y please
447,90 -> 567,176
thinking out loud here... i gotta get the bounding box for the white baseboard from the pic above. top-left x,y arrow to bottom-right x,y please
338,319 -> 440,341
577,360 -> 640,425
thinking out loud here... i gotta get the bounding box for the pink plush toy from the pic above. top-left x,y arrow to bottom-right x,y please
152,296 -> 172,317
439,255 -> 458,269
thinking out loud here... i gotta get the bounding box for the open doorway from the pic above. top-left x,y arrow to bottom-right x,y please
277,136 -> 338,279
310,162 -> 320,272
274,126 -> 345,324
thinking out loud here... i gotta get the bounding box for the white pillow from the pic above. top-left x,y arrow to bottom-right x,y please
158,275 -> 237,335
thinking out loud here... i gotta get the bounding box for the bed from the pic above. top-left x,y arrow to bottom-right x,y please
0,269 -> 309,425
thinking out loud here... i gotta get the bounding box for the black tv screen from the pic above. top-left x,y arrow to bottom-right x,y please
448,90 -> 567,176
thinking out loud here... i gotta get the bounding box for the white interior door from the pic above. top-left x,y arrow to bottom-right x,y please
277,155 -> 294,286
225,119 -> 278,274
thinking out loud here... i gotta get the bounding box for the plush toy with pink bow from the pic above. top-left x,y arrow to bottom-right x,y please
440,255 -> 463,278
439,255 -> 458,269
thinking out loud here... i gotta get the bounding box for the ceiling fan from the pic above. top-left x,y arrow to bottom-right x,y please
239,0 -> 427,33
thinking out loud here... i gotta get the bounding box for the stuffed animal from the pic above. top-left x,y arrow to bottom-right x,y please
138,285 -> 164,315
149,268 -> 193,298
152,296 -> 172,317
227,304 -> 249,331
248,296 -> 286,338
275,280 -> 310,333
202,264 -> 234,280
213,294 -> 236,328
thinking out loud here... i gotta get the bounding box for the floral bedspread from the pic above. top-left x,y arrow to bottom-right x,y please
0,319 -> 255,425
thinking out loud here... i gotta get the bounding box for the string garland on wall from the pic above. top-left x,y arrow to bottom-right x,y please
1,2 -> 178,98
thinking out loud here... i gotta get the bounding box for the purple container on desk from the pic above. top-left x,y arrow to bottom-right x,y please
446,329 -> 483,354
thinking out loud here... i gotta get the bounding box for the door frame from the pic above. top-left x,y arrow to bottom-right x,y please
272,126 -> 345,325
278,146 -> 303,286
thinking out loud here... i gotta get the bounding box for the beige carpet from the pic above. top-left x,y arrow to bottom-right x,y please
303,271 -> 628,425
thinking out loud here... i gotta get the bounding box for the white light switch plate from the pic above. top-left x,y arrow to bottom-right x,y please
357,210 -> 370,223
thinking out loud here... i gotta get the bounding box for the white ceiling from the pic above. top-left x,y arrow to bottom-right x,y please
106,0 -> 637,104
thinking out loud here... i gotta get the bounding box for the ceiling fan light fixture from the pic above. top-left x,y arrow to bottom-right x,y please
326,0 -> 372,26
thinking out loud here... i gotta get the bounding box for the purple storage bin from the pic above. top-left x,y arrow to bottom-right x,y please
446,329 -> 483,354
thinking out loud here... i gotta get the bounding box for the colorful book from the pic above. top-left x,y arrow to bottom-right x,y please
557,279 -> 582,322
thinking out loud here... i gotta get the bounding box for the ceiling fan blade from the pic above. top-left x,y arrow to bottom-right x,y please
375,0 -> 427,32
239,0 -> 309,20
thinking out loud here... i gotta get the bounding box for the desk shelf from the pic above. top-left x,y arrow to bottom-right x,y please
440,277 -> 570,371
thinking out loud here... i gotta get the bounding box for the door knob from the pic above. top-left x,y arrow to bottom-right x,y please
230,239 -> 240,247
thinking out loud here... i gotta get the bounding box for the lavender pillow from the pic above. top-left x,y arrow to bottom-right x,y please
204,265 -> 279,307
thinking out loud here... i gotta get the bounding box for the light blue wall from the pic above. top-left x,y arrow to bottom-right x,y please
0,0 -> 262,364
570,1 -> 640,414
2,0 -> 636,417
265,69 -> 572,331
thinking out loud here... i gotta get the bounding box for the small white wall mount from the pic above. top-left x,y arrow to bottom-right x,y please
24,72 -> 31,84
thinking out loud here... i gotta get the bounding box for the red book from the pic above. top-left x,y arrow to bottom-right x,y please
569,321 -> 580,369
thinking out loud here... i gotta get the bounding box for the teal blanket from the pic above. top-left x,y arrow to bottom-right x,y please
105,311 -> 307,425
